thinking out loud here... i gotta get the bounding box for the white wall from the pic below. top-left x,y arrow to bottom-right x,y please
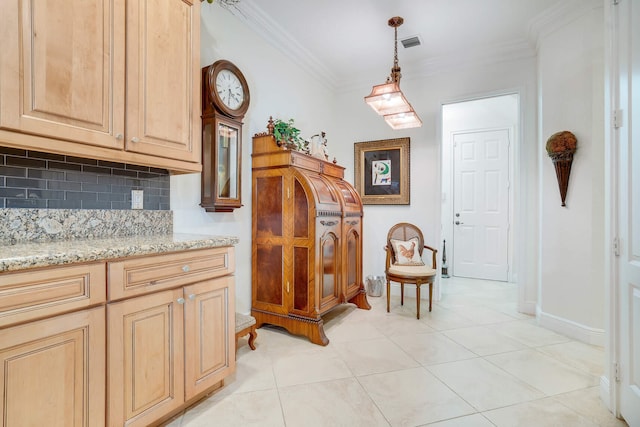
171,5 -> 336,313
329,59 -> 539,303
537,3 -> 605,344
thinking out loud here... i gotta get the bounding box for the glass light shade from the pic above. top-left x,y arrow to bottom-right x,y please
364,82 -> 413,116
384,109 -> 423,130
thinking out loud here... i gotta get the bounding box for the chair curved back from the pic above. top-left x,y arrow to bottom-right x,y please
384,222 -> 438,319
386,222 -> 425,264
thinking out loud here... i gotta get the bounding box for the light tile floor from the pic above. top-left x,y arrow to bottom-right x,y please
165,277 -> 628,427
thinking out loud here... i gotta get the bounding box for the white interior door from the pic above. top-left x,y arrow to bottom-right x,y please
452,129 -> 509,281
616,0 -> 640,423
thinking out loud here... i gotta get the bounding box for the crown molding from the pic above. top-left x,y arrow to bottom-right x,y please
229,1 -> 591,93
232,0 -> 340,90
528,0 -> 602,51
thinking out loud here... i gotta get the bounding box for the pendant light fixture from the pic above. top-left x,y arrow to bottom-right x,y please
364,16 -> 422,130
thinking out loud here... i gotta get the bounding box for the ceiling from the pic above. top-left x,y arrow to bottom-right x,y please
222,0 -> 571,91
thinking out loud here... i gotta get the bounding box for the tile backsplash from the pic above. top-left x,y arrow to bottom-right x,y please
0,147 -> 170,209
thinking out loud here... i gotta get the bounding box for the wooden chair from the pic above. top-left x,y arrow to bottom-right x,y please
384,223 -> 438,319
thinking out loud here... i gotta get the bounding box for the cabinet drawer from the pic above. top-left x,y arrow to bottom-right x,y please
0,262 -> 106,328
108,247 -> 234,301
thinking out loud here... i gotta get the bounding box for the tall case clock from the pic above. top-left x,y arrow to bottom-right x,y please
201,59 -> 250,212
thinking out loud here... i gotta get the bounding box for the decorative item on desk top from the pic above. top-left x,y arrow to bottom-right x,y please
546,130 -> 577,207
309,131 -> 329,161
272,118 -> 309,153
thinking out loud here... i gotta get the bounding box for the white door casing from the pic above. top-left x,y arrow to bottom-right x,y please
615,0 -> 640,423
453,129 -> 510,281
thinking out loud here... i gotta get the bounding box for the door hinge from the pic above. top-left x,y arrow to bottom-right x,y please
613,109 -> 623,128
614,362 -> 621,382
287,188 -> 291,199
613,237 -> 620,256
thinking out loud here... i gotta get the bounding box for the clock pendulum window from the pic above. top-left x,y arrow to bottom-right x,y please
200,60 -> 250,212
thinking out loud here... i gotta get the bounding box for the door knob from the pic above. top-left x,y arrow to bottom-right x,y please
455,221 -> 464,225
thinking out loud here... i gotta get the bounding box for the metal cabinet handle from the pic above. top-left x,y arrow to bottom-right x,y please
188,294 -> 196,300
177,297 -> 185,304
131,137 -> 140,143
182,265 -> 190,272
455,221 -> 464,225
115,133 -> 123,140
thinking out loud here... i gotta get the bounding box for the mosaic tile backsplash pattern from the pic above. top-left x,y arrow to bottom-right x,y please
0,208 -> 173,244
0,146 -> 170,209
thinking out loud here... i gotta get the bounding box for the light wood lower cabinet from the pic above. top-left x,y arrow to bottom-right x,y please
107,258 -> 235,427
0,306 -> 106,427
0,246 -> 235,427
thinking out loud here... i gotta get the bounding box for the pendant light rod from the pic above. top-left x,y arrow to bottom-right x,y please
388,16 -> 403,84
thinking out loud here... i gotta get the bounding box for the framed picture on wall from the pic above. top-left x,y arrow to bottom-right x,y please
354,137 -> 410,205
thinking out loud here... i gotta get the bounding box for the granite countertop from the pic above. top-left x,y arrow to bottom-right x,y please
0,233 -> 239,273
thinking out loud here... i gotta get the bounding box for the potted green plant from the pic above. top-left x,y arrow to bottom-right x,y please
272,118 -> 308,152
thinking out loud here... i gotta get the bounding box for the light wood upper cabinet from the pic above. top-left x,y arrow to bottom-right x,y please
0,0 -> 125,149
125,0 -> 201,163
0,0 -> 201,172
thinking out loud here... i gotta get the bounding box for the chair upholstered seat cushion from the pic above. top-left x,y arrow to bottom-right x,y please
388,264 -> 437,278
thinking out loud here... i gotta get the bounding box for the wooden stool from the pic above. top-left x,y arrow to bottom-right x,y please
235,313 -> 257,353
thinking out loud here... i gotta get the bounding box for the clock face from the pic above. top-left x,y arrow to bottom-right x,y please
207,60 -> 250,118
216,69 -> 245,110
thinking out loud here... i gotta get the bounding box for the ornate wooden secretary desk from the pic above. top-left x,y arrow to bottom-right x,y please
251,120 -> 370,345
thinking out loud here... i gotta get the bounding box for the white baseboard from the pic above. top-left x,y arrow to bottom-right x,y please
600,376 -> 612,411
536,309 -> 605,346
518,300 -> 537,316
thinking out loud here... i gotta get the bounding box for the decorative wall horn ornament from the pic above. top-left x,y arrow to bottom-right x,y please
545,131 -> 577,207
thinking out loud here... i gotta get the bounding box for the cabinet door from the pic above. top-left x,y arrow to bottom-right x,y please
343,219 -> 363,299
0,0 -> 124,149
317,218 -> 341,312
107,289 -> 184,427
125,0 -> 201,163
0,307 -> 106,427
252,171 -> 289,314
184,276 -> 235,400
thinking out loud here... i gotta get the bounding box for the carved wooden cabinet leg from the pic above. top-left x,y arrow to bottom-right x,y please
348,290 -> 371,310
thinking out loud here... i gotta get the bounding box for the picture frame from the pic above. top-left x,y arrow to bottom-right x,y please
354,137 -> 410,205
